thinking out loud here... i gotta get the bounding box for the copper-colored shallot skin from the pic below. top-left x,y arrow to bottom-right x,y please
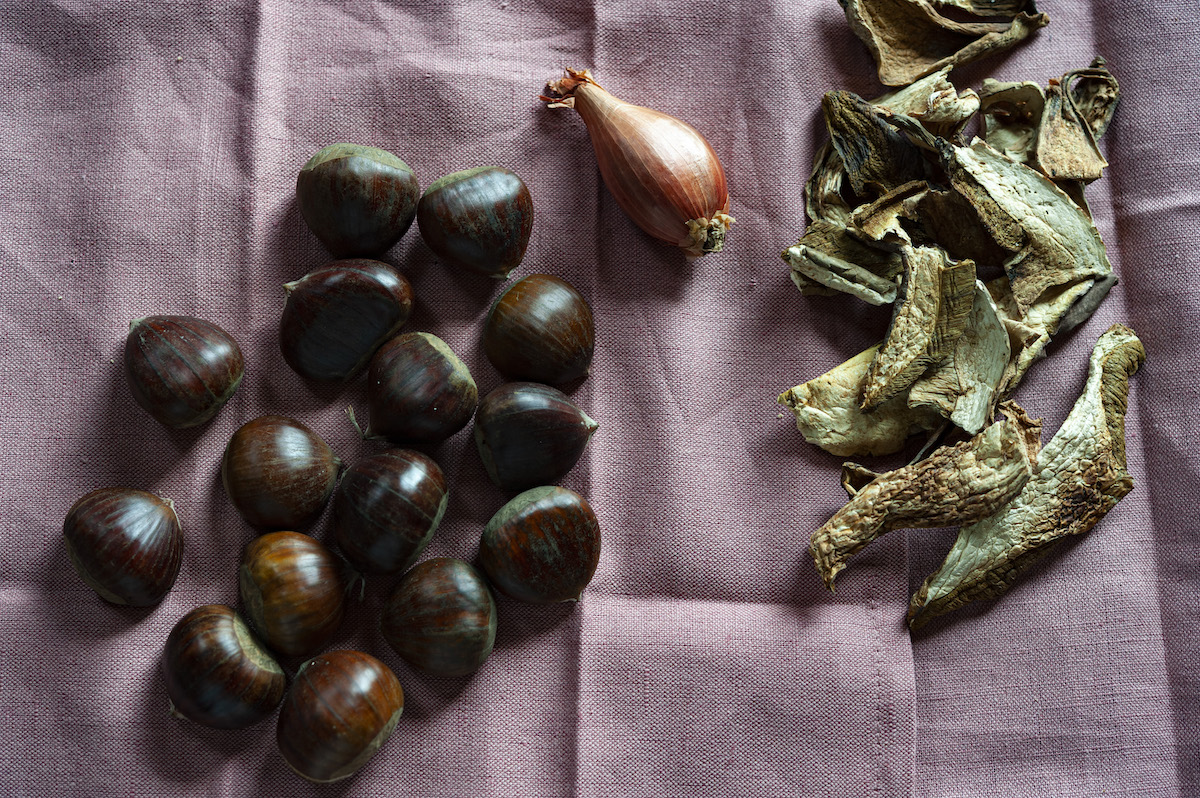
541,68 -> 733,256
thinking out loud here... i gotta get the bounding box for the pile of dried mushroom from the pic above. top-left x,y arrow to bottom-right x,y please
778,1 -> 1143,629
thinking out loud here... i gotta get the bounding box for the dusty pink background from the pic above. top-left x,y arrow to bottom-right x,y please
1,1 -> 1195,796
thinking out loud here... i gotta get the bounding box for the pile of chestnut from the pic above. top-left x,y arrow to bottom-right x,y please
61,144 -> 601,783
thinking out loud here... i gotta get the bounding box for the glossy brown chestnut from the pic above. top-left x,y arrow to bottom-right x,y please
63,487 -> 183,606
474,382 -> 598,492
417,166 -> 533,279
483,274 -> 595,384
277,650 -> 404,783
280,259 -> 414,382
296,143 -> 420,258
124,315 -> 244,428
239,531 -> 347,658
365,331 -> 478,444
333,449 -> 448,575
381,558 -> 497,677
479,486 -> 601,603
162,604 -> 286,729
221,415 -> 340,530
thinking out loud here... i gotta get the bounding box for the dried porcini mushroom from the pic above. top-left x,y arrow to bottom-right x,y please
778,345 -> 942,458
783,221 -> 902,304
908,281 -> 1010,434
839,0 -> 1049,87
823,90 -> 930,199
860,246 -> 975,411
873,67 -> 980,141
979,79 -> 1046,165
907,325 -> 1145,628
810,402 -> 1041,589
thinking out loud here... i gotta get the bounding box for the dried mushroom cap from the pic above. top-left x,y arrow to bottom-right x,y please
778,345 -> 942,458
909,281 -> 1010,434
860,246 -> 975,411
805,142 -> 855,228
1036,60 -> 1121,186
907,324 -> 1145,629
851,180 -> 930,249
823,91 -> 929,199
810,403 -> 1041,590
873,67 -> 980,141
987,276 -> 1096,397
979,79 -> 1046,165
932,136 -> 1113,314
839,0 -> 1049,87
1068,58 -> 1120,139
783,221 -> 903,305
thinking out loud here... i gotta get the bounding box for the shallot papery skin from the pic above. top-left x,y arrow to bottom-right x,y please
541,68 -> 734,257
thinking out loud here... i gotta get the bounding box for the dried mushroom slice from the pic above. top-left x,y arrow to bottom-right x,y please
909,281 -> 1010,434
805,142 -> 855,228
937,138 -> 1112,313
873,67 -> 980,141
979,79 -> 1045,165
851,180 -> 931,249
1069,58 -> 1120,139
907,324 -> 1145,629
987,276 -> 1096,397
860,246 -> 976,411
810,403 -> 1041,589
783,221 -> 903,305
779,345 -> 942,457
823,91 -> 929,199
839,0 -> 1049,87
1036,59 -> 1121,204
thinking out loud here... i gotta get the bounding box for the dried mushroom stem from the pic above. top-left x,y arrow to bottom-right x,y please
810,402 -> 1041,590
907,324 -> 1145,629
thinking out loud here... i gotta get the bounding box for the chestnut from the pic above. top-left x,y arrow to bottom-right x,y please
381,558 -> 497,677
365,331 -> 478,444
479,486 -> 601,603
296,143 -> 420,258
161,604 -> 286,729
333,449 -> 448,575
63,487 -> 182,606
483,274 -> 595,384
239,531 -> 347,658
474,382 -> 598,492
124,315 -> 244,428
417,166 -> 533,279
221,415 -> 340,530
280,259 -> 414,382
277,650 -> 404,783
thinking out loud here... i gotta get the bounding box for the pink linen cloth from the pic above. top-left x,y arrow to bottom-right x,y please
0,1 -> 1193,796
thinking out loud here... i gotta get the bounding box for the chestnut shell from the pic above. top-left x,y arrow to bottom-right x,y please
280,259 -> 414,382
221,415 -> 341,530
333,449 -> 449,575
479,486 -> 601,603
473,382 -> 598,492
124,315 -> 244,428
381,558 -> 497,677
296,143 -> 420,258
417,166 -> 533,279
162,604 -> 286,729
239,531 -> 347,658
277,650 -> 404,783
365,331 -> 478,444
483,274 -> 595,384
63,487 -> 183,606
